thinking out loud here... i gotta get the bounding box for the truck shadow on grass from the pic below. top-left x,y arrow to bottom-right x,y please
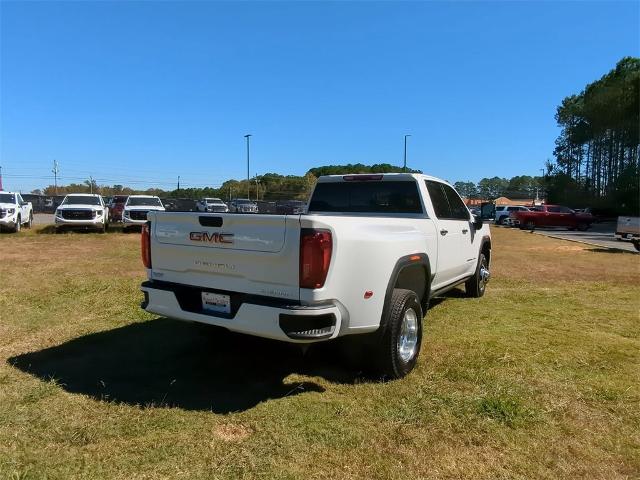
8,318 -> 365,413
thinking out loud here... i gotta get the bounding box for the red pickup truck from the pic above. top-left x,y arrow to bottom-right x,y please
514,205 -> 594,231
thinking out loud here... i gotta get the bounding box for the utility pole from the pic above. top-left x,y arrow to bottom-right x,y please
403,135 -> 411,172
177,175 -> 180,194
52,160 -> 60,195
89,175 -> 94,194
244,134 -> 252,200
0,165 -> 3,191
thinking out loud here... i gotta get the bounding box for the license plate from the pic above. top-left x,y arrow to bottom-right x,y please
201,292 -> 231,314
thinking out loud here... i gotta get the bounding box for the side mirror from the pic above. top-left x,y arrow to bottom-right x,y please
473,215 -> 483,229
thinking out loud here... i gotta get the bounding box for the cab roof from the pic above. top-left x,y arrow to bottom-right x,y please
317,172 -> 451,185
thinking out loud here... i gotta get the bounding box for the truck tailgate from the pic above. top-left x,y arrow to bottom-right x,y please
147,212 -> 301,301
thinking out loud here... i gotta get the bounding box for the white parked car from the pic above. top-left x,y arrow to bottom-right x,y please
122,195 -> 165,232
55,194 -> 109,232
229,198 -> 258,213
197,198 -> 229,213
495,205 -> 530,225
140,173 -> 492,378
0,192 -> 33,232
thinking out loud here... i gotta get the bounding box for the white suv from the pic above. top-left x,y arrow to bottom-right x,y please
55,194 -> 109,232
495,205 -> 530,225
122,196 -> 165,232
197,198 -> 229,213
229,198 -> 258,213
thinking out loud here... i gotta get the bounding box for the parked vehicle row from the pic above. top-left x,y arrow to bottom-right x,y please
51,194 -> 166,233
0,192 -> 33,232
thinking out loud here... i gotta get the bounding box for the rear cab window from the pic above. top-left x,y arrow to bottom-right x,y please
308,179 -> 423,214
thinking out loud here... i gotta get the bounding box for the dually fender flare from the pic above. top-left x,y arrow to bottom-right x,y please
378,253 -> 432,332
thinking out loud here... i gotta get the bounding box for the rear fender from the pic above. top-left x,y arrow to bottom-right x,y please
379,254 -> 431,330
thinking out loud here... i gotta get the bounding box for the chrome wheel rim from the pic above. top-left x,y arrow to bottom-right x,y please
479,259 -> 490,291
397,307 -> 419,363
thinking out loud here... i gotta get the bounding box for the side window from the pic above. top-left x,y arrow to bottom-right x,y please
559,206 -> 573,214
547,206 -> 561,213
507,206 -> 515,212
441,184 -> 470,220
425,181 -> 450,219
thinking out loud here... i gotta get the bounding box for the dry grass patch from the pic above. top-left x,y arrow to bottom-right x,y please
0,226 -> 638,479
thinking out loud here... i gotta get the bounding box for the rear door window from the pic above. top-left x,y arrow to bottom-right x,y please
425,181 -> 451,218
308,180 -> 423,214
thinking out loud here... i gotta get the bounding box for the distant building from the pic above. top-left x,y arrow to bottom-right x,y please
463,196 -> 545,207
493,196 -> 545,206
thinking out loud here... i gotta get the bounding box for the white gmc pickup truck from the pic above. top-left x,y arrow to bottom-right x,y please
0,191 -> 33,232
140,173 -> 491,378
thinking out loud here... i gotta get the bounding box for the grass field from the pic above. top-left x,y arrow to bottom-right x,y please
1,226 -> 638,479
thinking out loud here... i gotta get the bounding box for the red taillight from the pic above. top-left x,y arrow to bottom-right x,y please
141,222 -> 152,269
300,229 -> 332,289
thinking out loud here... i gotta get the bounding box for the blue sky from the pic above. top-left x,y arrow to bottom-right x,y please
1,1 -> 638,193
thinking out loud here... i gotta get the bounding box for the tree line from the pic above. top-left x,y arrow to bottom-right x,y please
545,57 -> 639,213
37,165 -> 419,201
38,169 -> 545,203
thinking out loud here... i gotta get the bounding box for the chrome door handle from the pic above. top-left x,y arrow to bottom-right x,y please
462,229 -> 469,234
440,229 -> 448,236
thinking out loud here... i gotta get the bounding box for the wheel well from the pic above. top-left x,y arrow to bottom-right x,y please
481,241 -> 491,265
394,263 -> 429,311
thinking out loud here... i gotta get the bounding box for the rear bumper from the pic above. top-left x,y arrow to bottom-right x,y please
140,281 -> 344,343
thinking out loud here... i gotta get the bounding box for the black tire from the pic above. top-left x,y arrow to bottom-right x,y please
576,223 -> 589,232
465,253 -> 489,298
633,240 -> 640,252
497,216 -> 505,225
371,289 -> 423,379
26,213 -> 33,229
526,220 -> 536,231
13,216 -> 21,233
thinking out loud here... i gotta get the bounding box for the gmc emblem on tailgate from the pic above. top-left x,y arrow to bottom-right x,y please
189,232 -> 234,244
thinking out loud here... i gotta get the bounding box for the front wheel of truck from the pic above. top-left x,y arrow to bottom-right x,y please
465,253 -> 489,298
371,288 -> 423,379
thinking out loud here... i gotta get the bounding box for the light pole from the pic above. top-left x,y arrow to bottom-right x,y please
403,135 -> 411,172
52,159 -> 60,195
244,134 -> 252,200
255,174 -> 260,201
